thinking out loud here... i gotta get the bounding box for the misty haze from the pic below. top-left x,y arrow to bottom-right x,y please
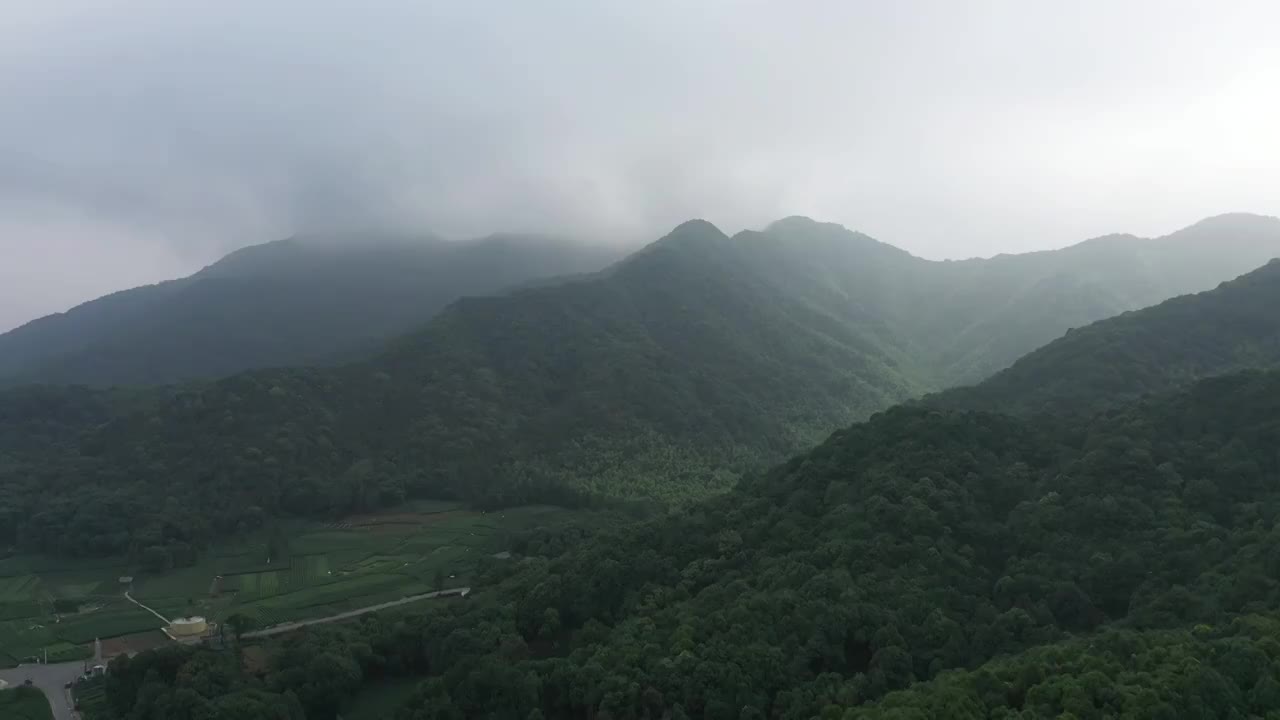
3,1 -> 1279,332
2,3 -> 1280,719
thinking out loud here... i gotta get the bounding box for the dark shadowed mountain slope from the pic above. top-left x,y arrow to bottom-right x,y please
933,257 -> 1280,416
0,233 -> 620,386
2,216 -> 1279,559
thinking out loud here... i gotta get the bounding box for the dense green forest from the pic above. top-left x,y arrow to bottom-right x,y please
2,216 -> 1279,561
33,214 -> 1280,718
0,232 -> 619,386
94,367 -> 1280,718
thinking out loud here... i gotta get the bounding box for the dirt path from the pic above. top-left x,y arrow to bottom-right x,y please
242,587 -> 471,639
123,591 -> 170,624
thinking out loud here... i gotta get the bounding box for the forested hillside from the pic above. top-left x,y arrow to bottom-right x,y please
95,368 -> 1280,719
934,258 -> 1280,416
0,233 -> 618,386
744,212 -> 1280,384
5,213 -> 1276,390
3,216 -> 1279,561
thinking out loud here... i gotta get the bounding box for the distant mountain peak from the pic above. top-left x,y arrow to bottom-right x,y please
763,216 -> 867,237
636,219 -> 728,252
1188,211 -> 1279,226
668,218 -> 725,238
1175,212 -> 1280,236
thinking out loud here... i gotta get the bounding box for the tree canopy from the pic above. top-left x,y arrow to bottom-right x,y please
94,367 -> 1280,718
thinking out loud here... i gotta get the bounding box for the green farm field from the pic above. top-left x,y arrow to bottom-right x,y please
0,597 -> 163,667
191,504 -> 580,628
0,502 -> 585,664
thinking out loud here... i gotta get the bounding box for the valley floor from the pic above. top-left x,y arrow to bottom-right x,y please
0,501 -> 587,669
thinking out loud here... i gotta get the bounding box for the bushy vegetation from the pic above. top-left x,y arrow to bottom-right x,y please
0,686 -> 53,720
851,616 -> 1280,719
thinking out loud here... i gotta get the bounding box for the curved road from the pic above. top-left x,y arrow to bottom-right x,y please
0,661 -> 84,720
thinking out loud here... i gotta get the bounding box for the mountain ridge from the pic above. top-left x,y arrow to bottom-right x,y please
0,233 -> 620,386
931,257 -> 1280,416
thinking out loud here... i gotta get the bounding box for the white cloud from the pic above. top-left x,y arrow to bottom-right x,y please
1,0 -> 1278,329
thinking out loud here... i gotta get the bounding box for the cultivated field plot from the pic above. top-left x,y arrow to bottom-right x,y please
0,575 -> 42,602
72,677 -> 109,719
0,597 -> 164,667
99,630 -> 172,657
128,503 -> 580,630
0,553 -> 153,667
0,575 -> 45,622
0,502 -> 580,661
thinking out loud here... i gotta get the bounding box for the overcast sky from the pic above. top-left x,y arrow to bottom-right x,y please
2,1 -> 1278,332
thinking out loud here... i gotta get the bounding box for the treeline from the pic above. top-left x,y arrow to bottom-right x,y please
99,368 -> 1280,718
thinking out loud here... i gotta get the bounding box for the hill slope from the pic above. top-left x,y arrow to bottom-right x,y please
3,216 -> 1280,557
0,233 -> 619,386
94,367 -> 1280,719
5,213 -> 1278,390
933,257 -> 1280,416
747,212 -> 1280,384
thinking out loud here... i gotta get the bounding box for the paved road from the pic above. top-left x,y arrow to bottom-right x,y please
243,587 -> 470,639
0,661 -> 85,720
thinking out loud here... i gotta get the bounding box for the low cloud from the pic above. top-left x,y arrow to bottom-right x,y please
2,1 -> 1278,330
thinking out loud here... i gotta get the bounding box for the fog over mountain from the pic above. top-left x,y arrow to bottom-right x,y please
2,1 -> 1279,331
